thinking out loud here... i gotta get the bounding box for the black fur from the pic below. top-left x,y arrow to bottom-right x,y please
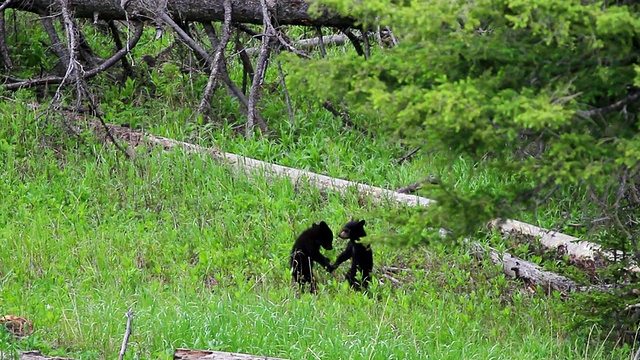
329,220 -> 372,290
290,221 -> 334,292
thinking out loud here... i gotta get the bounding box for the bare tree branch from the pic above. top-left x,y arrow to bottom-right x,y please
0,0 -> 12,12
234,35 -> 254,94
315,26 -> 326,58
246,0 -> 273,135
163,12 -> 266,127
362,30 -> 370,59
322,100 -> 371,137
395,176 -> 439,194
41,15 -> 70,71
118,309 -> 135,360
394,146 -> 421,165
242,34 -> 347,56
107,20 -> 132,77
3,21 -> 143,90
54,0 -> 82,104
198,0 -> 232,117
577,91 -> 640,118
277,60 -> 294,124
202,22 -> 265,128
342,28 -> 364,57
0,8 -> 12,69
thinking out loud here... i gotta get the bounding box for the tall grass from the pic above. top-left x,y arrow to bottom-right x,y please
0,98 -> 630,359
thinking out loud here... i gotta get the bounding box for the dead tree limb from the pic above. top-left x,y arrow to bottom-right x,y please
322,100 -> 371,137
0,4 -> 12,69
117,309 -> 135,360
242,34 -> 348,56
277,60 -> 294,124
8,0 -> 357,27
3,21 -> 143,90
577,91 -> 640,118
394,146 -> 421,165
395,176 -> 438,194
197,0 -> 232,117
362,30 -> 370,59
234,35 -> 254,94
470,243 -> 617,294
201,22 -> 267,129
490,219 -> 640,272
41,16 -> 70,72
167,15 -> 266,128
342,28 -> 364,57
0,350 -> 74,360
107,20 -> 132,77
246,0 -> 273,135
53,0 -> 82,104
0,0 -> 11,11
315,26 -> 326,58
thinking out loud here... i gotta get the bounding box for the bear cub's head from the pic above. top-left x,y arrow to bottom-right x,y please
338,220 -> 367,241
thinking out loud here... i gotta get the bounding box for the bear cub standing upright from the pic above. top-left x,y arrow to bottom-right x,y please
290,221 -> 334,293
329,220 -> 372,290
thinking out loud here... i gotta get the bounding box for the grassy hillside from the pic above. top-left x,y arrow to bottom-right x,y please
0,16 -> 632,360
0,94 -> 629,360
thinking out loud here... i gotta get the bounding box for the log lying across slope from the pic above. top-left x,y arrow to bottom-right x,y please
94,121 -> 608,292
7,0 -> 356,27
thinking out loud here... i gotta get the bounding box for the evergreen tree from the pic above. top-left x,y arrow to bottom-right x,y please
292,0 -> 640,342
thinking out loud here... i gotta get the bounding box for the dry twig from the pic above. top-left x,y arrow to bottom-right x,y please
118,309 -> 135,360
394,146 -> 421,165
277,60 -> 294,124
395,176 -> 439,194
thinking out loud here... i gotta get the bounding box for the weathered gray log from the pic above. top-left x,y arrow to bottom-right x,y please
491,219 -> 640,272
470,243 -> 578,293
470,243 -> 619,294
173,348 -> 289,360
7,0 -> 355,27
0,350 -> 74,360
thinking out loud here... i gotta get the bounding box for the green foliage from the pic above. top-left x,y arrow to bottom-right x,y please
299,0 -> 640,344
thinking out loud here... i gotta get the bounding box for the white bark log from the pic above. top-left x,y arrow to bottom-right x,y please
174,348 -> 289,360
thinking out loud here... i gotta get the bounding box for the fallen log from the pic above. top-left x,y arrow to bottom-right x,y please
173,348 -> 289,360
470,243 -> 619,294
0,351 -> 74,360
94,121 -> 435,208
7,0 -> 355,27
492,219 -> 640,272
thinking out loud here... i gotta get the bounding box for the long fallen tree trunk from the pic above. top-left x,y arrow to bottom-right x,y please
173,348 -> 289,360
7,0 -> 355,27
95,121 -> 611,286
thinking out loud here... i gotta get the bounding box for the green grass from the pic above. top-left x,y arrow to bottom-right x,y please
0,99 -> 632,359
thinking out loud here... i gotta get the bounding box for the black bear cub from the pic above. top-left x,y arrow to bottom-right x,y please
290,221 -> 334,293
329,220 -> 372,290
